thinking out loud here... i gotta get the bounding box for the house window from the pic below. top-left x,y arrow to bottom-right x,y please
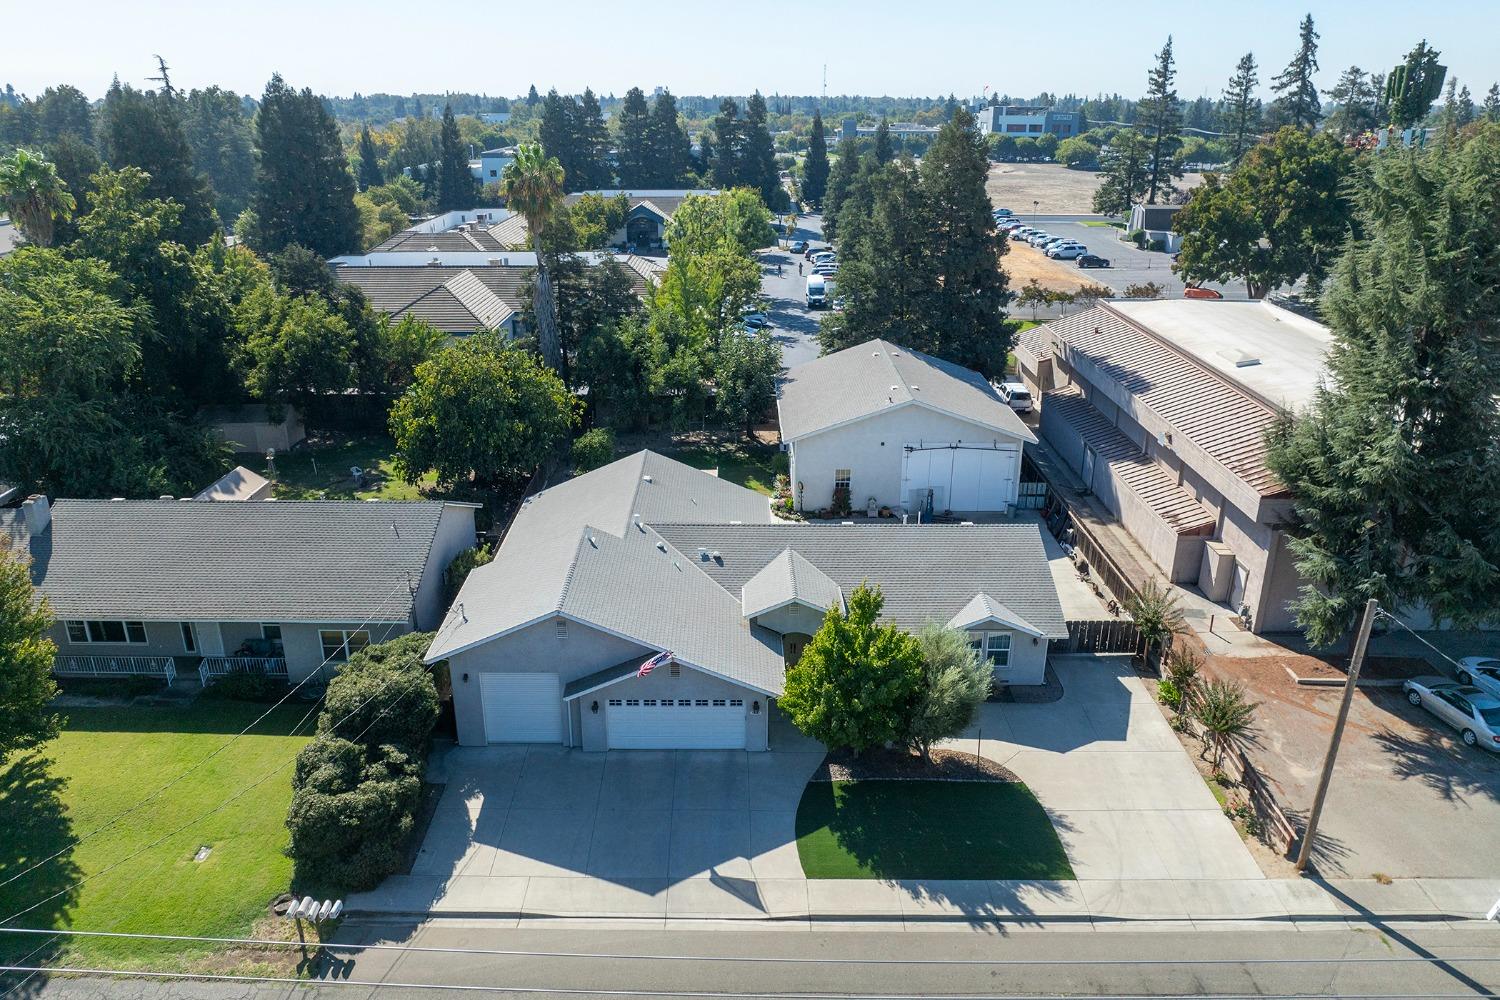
181,622 -> 197,653
834,469 -> 851,495
67,620 -> 148,644
969,630 -> 1012,667
261,624 -> 284,655
319,629 -> 369,664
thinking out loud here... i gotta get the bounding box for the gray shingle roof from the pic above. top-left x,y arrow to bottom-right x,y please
23,500 -> 457,622
652,521 -> 1069,639
946,592 -> 1046,637
777,339 -> 1036,444
741,548 -> 844,618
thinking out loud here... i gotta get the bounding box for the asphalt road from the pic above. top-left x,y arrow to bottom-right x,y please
760,213 -> 828,369
20,923 -> 1500,998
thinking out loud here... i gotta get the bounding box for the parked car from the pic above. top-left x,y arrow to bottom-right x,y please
1028,233 -> 1056,248
1458,657 -> 1500,698
1184,286 -> 1224,300
993,207 -> 1014,218
997,218 -> 1025,231
1010,228 -> 1039,241
741,312 -> 771,330
1048,245 -> 1089,260
994,380 -> 1033,414
788,240 -> 808,253
1042,238 -> 1082,252
1076,254 -> 1112,268
1403,678 -> 1500,751
812,264 -> 839,276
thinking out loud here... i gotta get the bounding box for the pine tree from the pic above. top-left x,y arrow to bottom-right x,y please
1457,84 -> 1476,127
645,90 -> 691,187
944,93 -> 959,120
873,118 -> 894,164
357,124 -> 383,190
526,85 -> 540,107
743,92 -> 785,211
615,87 -> 652,188
1486,83 -> 1500,123
183,86 -> 255,224
437,104 -> 476,210
1271,14 -> 1322,129
99,79 -> 218,244
1323,66 -> 1379,136
539,90 -> 578,189
575,89 -> 612,189
1223,53 -> 1261,160
1092,128 -> 1151,216
710,98 -> 741,189
801,109 -> 830,209
696,128 -> 715,179
1267,123 -> 1500,645
248,73 -> 360,256
821,139 -> 863,242
1139,36 -> 1184,204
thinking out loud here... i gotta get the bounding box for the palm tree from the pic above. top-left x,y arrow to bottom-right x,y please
499,143 -> 565,374
0,148 -> 75,248
1124,579 -> 1187,670
1193,678 -> 1260,772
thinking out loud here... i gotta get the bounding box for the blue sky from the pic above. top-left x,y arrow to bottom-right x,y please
8,0 -> 1498,103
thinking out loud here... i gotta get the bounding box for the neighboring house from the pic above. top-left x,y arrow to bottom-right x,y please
974,106 -> 1086,139
1126,204 -> 1183,252
5,495 -> 476,685
777,340 -> 1036,517
0,219 -> 19,257
372,209 -> 515,252
426,450 -> 1067,750
470,147 -> 517,184
1030,299 -> 1332,632
202,404 -> 306,454
193,466 -> 273,502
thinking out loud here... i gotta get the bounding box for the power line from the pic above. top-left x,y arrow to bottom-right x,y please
0,576 -> 416,897
1373,608 -> 1470,676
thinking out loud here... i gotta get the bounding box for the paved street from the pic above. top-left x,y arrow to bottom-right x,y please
760,213 -> 827,368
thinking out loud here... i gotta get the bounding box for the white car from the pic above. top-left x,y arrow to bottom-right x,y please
1028,232 -> 1055,247
1042,239 -> 1082,253
1457,657 -> 1500,698
1048,245 -> 1089,260
994,380 -> 1033,414
740,312 -> 770,330
1010,227 -> 1040,241
1403,677 -> 1500,751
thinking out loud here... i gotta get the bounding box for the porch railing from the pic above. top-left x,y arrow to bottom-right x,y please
198,656 -> 289,686
54,655 -> 177,686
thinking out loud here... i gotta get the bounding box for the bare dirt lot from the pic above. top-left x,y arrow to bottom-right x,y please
1003,242 -> 1114,295
987,162 -> 1204,215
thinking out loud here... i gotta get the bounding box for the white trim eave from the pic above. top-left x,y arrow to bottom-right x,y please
782,398 -> 1036,447
953,613 -> 1048,639
563,654 -> 780,701
742,595 -> 838,621
422,610 -> 560,663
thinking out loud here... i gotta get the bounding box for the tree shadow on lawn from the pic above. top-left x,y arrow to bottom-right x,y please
0,755 -> 82,988
58,702 -> 315,737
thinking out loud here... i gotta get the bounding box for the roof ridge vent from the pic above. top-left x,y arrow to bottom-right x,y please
642,474 -> 654,483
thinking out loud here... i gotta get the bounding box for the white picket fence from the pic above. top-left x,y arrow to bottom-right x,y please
53,655 -> 178,686
198,656 -> 289,686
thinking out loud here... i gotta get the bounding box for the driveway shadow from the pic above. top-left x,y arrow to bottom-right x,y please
1369,722 -> 1500,804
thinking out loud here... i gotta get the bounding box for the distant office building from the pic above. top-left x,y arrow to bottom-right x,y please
835,117 -> 941,145
974,105 -> 1085,139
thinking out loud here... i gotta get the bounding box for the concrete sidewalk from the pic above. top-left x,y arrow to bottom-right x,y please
345,873 -> 1500,932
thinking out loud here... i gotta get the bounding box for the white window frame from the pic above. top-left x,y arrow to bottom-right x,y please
66,620 -> 149,645
319,629 -> 370,664
968,629 -> 1012,668
834,469 -> 851,493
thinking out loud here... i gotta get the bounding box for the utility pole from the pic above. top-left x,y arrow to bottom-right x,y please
1295,598 -> 1379,873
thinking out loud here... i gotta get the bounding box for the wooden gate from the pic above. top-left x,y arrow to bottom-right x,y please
1062,619 -> 1142,655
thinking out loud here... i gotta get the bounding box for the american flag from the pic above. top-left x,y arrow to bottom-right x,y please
638,650 -> 673,677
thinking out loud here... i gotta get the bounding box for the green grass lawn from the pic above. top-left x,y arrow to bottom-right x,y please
242,433 -> 435,501
0,703 -> 313,971
795,781 -> 1075,880
670,441 -> 787,496
1079,220 -> 1125,229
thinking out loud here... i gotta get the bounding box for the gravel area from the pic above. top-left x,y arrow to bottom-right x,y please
812,747 -> 1020,783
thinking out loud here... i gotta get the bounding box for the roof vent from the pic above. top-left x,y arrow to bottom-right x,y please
587,534 -> 598,547
710,551 -> 721,561
632,513 -> 643,530
1217,348 -> 1262,368
910,384 -> 920,391
656,540 -> 666,552
890,385 -> 900,392
698,547 -> 710,561
642,475 -> 654,483
488,258 -> 502,265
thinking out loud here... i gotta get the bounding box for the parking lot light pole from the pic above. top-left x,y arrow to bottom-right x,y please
1295,598 -> 1379,873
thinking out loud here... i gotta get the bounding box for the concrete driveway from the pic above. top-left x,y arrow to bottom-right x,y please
954,655 -> 1263,881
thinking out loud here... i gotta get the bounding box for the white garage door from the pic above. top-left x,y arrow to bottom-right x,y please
480,673 -> 562,743
904,446 -> 1018,512
606,696 -> 746,750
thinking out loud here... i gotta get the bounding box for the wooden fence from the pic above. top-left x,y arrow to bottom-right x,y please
1067,510 -> 1140,607
1060,619 -> 1142,655
1221,745 -> 1299,856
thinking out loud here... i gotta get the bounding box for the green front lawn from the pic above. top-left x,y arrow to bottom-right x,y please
0,704 -> 313,971
242,433 -> 435,501
670,441 -> 787,496
795,780 -> 1074,880
1079,220 -> 1125,229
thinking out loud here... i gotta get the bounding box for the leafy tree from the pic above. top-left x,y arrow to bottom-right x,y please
389,333 -> 577,488
99,80 -> 219,246
645,89 -> 692,187
1192,679 -> 1259,772
872,118 -> 894,164
182,86 -> 255,224
436,104 -> 476,210
248,74 -> 361,256
500,143 -> 566,372
1124,579 -> 1186,669
615,87 -> 652,188
363,314 -> 445,396
665,188 -> 774,257
571,427 -> 615,472
526,235 -> 640,387
33,84 -> 93,146
235,286 -> 356,404
1269,14 -> 1322,129
356,124 -> 384,190
779,583 -> 923,753
1173,128 -> 1353,298
1139,36 -> 1184,203
713,328 -> 780,436
1384,40 -> 1446,130
1266,125 -> 1500,645
1054,135 -> 1098,168
551,191 -> 629,251
0,148 -> 74,247
801,110 -> 830,208
0,549 -> 59,765
575,316 -> 660,430
1323,67 -> 1381,137
905,624 -> 992,763
1223,53 -> 1262,160
1092,129 -> 1151,215
43,135 -> 99,245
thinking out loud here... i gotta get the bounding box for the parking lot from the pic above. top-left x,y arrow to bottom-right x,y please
1002,216 -> 1242,301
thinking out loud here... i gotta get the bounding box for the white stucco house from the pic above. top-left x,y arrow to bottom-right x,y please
426,450 -> 1068,751
777,340 -> 1037,517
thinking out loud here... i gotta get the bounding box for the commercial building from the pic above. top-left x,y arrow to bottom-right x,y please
975,106 -> 1086,139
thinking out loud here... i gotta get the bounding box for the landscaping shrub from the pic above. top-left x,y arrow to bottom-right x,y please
318,632 -> 439,751
905,624 -> 993,762
285,738 -> 422,891
203,670 -> 290,703
571,427 -> 615,473
443,542 -> 493,604
1157,677 -> 1184,711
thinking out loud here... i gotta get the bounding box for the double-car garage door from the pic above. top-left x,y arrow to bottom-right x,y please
479,673 -> 748,749
903,445 -> 1018,513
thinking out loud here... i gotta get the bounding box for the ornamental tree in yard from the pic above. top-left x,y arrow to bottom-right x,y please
906,625 -> 993,763
779,583 -> 922,753
0,548 -> 59,765
389,333 -> 577,489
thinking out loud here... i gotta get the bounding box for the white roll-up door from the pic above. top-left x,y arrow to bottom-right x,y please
480,673 -> 562,743
903,446 -> 1018,512
606,696 -> 747,749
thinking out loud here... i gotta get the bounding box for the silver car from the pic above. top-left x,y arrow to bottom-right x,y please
1403,677 -> 1500,751
1457,657 -> 1500,698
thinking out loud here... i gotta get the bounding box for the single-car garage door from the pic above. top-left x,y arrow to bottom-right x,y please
607,696 -> 746,750
481,673 -> 562,743
903,445 -> 1018,513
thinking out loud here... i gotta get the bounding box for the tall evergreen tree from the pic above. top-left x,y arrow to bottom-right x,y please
248,74 -> 360,256
1323,67 -> 1380,136
710,98 -> 742,190
99,80 -> 218,244
436,104 -> 476,210
1456,84 -> 1476,127
538,90 -> 579,188
645,90 -> 691,187
35,84 -> 93,146
574,89 -> 612,189
742,92 -> 785,211
1267,124 -> 1500,645
525,85 -> 540,107
1223,53 -> 1262,160
1092,129 -> 1151,215
801,110 -> 830,209
183,86 -> 255,224
1139,37 -> 1184,204
695,128 -> 715,179
1485,83 -> 1500,123
615,87 -> 652,188
821,139 -> 864,242
872,118 -> 894,164
357,124 -> 384,190
1270,14 -> 1322,129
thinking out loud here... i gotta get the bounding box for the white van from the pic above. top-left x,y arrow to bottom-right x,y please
806,274 -> 827,309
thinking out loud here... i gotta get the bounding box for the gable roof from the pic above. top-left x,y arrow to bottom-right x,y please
19,500 -> 462,623
777,339 -> 1036,444
946,592 -> 1046,637
193,466 -> 272,502
741,548 -> 845,619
